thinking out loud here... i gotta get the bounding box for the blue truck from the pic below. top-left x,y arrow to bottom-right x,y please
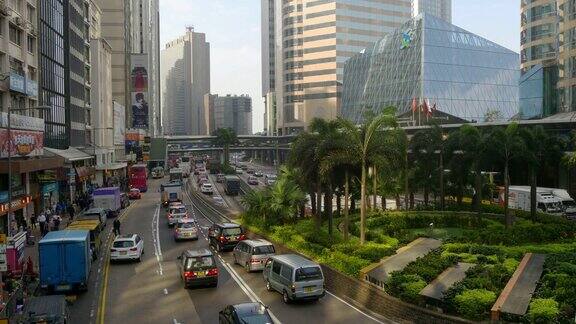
39,230 -> 91,293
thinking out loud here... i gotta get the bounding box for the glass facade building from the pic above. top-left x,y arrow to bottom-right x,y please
341,14 -> 520,124
519,63 -> 559,119
40,0 -> 68,149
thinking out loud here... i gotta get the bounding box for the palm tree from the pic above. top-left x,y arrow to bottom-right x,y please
241,189 -> 271,225
290,132 -> 322,230
269,171 -> 307,224
212,128 -> 238,166
334,112 -> 398,244
489,123 -> 525,228
520,126 -> 565,222
458,125 -> 491,212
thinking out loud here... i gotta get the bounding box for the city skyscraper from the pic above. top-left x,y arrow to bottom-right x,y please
161,28 -> 210,136
204,94 -> 253,136
263,0 -> 412,135
131,0 -> 161,137
412,0 -> 452,23
261,0 -> 276,135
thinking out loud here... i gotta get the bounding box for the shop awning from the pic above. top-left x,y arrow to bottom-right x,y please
44,147 -> 94,163
95,162 -> 127,171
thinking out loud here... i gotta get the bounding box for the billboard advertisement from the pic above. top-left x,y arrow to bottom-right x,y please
131,54 -> 149,130
0,129 -> 43,158
113,101 -> 125,145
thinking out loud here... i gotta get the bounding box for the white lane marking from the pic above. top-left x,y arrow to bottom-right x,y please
152,205 -> 163,276
326,291 -> 385,324
163,288 -> 168,295
172,319 -> 181,324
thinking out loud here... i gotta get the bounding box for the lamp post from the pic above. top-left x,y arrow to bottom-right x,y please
6,106 -> 50,237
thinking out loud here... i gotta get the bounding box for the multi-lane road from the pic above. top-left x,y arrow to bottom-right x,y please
69,176 -> 390,324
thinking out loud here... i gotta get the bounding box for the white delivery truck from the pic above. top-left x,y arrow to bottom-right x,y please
161,182 -> 183,208
179,156 -> 191,178
92,187 -> 122,217
540,188 -> 576,220
506,186 -> 564,216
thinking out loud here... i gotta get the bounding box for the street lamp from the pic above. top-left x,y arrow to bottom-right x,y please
6,105 -> 50,237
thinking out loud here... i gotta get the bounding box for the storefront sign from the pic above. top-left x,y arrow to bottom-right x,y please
0,112 -> 45,132
0,128 -> 44,158
114,102 -> 126,145
0,196 -> 32,215
37,170 -> 57,183
75,166 -> 95,182
0,188 -> 25,203
0,244 -> 6,272
9,72 -> 25,94
41,182 -> 58,195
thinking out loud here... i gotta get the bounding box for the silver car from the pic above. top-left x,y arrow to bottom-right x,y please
263,254 -> 325,304
174,218 -> 198,241
167,205 -> 188,226
233,239 -> 275,272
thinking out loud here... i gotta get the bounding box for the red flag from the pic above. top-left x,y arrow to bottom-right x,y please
422,99 -> 429,114
432,103 -> 437,111
412,98 -> 417,112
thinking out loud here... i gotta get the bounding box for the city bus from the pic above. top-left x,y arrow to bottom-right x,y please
129,164 -> 148,192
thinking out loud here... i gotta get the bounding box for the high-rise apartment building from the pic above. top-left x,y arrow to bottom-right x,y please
204,94 -> 253,136
264,0 -> 412,135
161,28 -> 210,136
131,0 -> 161,136
412,0 -> 452,23
556,0 -> 576,111
520,0 -> 557,74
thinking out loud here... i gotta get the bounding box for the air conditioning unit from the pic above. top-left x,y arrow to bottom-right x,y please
28,26 -> 36,37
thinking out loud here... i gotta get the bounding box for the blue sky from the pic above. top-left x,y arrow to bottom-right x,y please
159,0 -> 520,133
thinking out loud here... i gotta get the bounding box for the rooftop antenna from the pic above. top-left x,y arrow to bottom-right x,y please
186,25 -> 194,33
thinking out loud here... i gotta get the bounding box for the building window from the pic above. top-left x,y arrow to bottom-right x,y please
9,24 -> 21,45
26,4 -> 35,25
27,35 -> 34,53
9,58 -> 23,75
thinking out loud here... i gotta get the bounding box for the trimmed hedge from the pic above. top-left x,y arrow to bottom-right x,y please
534,254 -> 576,322
527,298 -> 560,323
454,289 -> 497,320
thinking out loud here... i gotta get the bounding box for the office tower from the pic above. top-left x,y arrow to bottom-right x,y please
264,0 -> 412,135
39,0 -> 67,148
557,0 -> 576,111
96,0 -> 132,122
131,0 -> 161,136
342,14 -> 519,124
412,0 -> 452,23
261,0 -> 276,135
161,28 -> 210,136
204,94 -> 253,136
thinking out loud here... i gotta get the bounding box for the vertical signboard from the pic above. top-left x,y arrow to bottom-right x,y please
113,101 -> 126,145
131,54 -> 149,131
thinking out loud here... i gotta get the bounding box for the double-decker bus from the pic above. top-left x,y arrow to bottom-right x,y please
129,164 -> 148,192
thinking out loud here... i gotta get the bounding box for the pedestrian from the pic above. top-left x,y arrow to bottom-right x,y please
37,212 -> 46,236
51,214 -> 62,231
113,218 -> 121,236
30,213 -> 37,230
67,204 -> 75,220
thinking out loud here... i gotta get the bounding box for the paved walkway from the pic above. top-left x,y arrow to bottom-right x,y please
366,238 -> 442,287
420,262 -> 476,300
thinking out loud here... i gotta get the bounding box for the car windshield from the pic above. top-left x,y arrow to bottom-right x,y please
113,241 -> 134,248
253,245 -> 275,255
222,227 -> 242,236
171,207 -> 186,214
178,222 -> 195,229
186,256 -> 215,269
130,189 -> 139,193
82,213 -> 100,219
295,266 -> 323,282
203,184 -> 212,188
238,314 -> 273,324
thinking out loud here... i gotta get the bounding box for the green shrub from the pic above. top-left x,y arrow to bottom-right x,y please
503,258 -> 520,275
386,273 -> 426,303
454,289 -> 496,320
527,298 -> 559,323
352,242 -> 395,263
320,251 -> 371,277
400,250 -> 458,282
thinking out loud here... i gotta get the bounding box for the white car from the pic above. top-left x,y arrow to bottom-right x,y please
110,234 -> 144,262
201,183 -> 214,195
236,168 -> 244,174
213,195 -> 225,206
168,205 -> 188,226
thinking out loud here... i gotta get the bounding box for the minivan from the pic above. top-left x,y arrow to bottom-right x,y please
263,254 -> 325,303
233,239 -> 275,272
78,208 -> 107,230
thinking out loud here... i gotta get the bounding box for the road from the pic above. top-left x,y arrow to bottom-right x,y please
92,177 -> 388,324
